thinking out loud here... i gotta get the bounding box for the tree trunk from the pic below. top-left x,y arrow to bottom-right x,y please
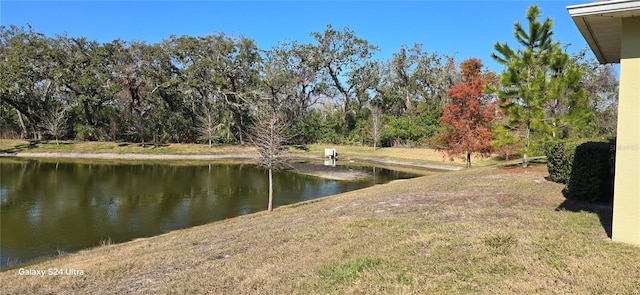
341,92 -> 349,129
82,100 -> 95,127
31,126 -> 39,141
235,112 -> 245,145
16,109 -> 27,139
523,122 -> 530,168
268,168 -> 273,212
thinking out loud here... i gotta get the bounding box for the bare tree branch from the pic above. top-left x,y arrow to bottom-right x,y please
248,101 -> 291,211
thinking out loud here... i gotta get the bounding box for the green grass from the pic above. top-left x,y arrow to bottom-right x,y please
0,139 -> 256,155
318,257 -> 383,285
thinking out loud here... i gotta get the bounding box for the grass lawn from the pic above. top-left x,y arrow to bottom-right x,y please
0,139 -> 257,155
1,151 -> 638,294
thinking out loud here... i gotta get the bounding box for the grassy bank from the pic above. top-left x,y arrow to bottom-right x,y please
0,139 -> 256,156
0,139 -> 496,167
1,162 -> 638,294
288,143 -> 498,167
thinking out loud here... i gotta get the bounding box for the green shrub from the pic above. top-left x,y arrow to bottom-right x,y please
383,112 -> 439,147
544,141 -> 579,184
566,141 -> 615,203
73,124 -> 96,141
545,139 -> 615,203
294,111 -> 343,144
528,141 -> 548,157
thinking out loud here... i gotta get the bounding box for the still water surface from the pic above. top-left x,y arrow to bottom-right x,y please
0,159 -> 420,269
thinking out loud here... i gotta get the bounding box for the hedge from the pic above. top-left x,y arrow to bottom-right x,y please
544,138 -> 615,203
544,141 -> 580,184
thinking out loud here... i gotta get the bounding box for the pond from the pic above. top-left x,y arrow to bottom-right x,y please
0,159 -> 423,269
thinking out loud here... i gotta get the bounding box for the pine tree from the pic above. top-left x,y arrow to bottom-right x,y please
490,5 -> 587,167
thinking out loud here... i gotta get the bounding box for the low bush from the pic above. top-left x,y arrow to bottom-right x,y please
544,141 -> 580,184
545,139 -> 615,203
567,141 -> 615,203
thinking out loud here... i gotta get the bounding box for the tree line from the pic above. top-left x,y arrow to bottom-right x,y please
0,6 -> 619,161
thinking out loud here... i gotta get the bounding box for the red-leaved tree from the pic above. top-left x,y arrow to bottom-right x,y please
435,58 -> 495,168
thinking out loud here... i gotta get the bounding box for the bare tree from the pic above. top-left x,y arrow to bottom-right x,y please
39,106 -> 67,145
369,105 -> 384,150
248,104 -> 290,211
196,103 -> 218,148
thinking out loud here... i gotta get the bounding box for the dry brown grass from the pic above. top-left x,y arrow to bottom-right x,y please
1,139 -> 509,170
0,140 -> 495,173
2,164 -> 638,294
288,143 -> 502,167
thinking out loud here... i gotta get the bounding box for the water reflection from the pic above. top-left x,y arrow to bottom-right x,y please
0,159 -> 419,269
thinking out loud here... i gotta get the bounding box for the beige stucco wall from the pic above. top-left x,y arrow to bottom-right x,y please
612,16 -> 640,245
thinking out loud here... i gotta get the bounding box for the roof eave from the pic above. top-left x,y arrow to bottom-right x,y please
567,1 -> 640,18
569,12 -> 609,64
567,1 -> 640,64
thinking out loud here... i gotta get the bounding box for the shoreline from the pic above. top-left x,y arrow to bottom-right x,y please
1,151 -> 461,181
3,151 -> 259,161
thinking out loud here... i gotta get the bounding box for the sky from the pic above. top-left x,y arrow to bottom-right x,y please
1,0 -> 598,73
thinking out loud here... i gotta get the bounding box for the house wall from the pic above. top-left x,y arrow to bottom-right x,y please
612,16 -> 640,245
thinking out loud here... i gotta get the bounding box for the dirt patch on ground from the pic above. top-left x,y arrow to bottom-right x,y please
498,163 -> 548,173
288,162 -> 372,181
348,156 -> 462,171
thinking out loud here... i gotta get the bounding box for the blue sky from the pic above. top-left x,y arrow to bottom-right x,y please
2,1 -> 594,73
